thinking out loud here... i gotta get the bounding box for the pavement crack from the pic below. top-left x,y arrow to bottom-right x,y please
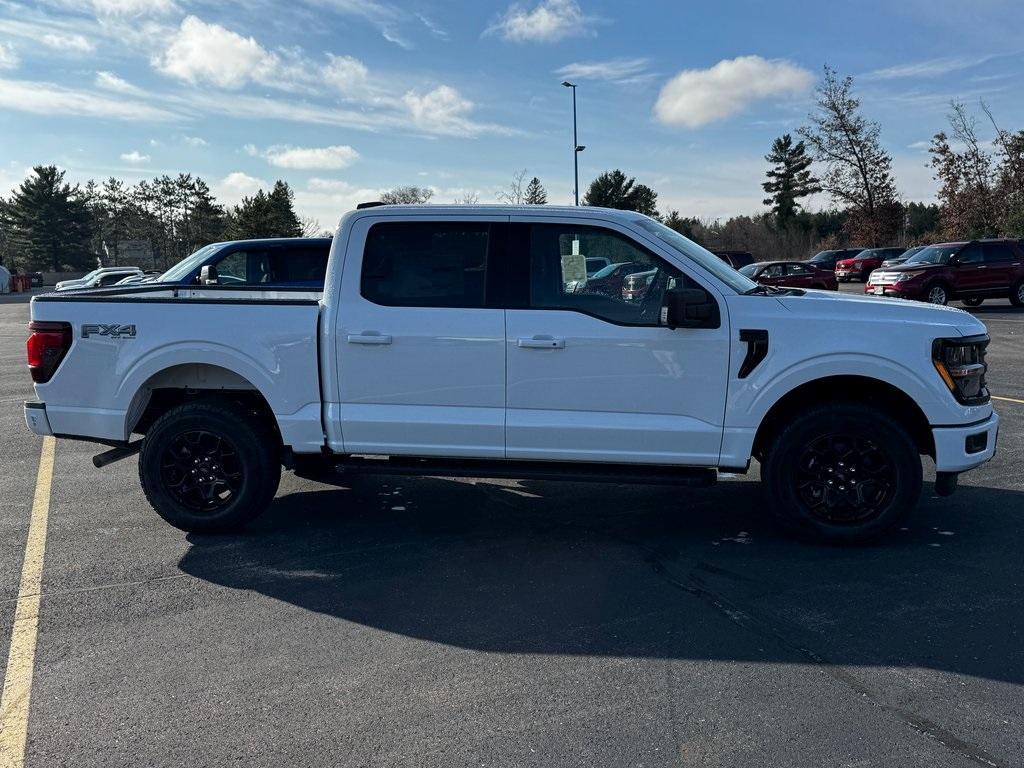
645,556 -> 1006,768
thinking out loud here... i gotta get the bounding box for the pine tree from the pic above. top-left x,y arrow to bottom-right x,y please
267,180 -> 302,237
762,134 -> 820,226
3,166 -> 93,271
524,176 -> 547,204
583,169 -> 659,216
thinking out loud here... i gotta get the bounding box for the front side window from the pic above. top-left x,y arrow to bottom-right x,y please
631,217 -> 757,293
957,244 -> 983,265
528,224 -> 682,326
361,222 -> 489,308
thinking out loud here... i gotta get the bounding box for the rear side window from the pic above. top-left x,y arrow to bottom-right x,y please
361,222 -> 489,307
264,246 -> 329,285
981,242 -> 1014,264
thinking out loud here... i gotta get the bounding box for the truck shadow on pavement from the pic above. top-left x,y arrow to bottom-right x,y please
178,475 -> 1024,684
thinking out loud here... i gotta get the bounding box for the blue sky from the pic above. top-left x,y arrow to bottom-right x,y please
1,0 -> 1022,229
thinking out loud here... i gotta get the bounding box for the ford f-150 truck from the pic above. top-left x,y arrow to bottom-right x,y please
23,205 -> 999,543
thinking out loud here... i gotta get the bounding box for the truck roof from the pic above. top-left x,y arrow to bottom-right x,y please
342,204 -> 651,223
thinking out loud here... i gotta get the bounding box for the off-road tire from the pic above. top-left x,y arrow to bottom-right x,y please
139,399 -> 281,533
761,403 -> 922,544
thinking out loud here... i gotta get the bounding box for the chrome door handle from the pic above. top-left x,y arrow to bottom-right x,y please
348,332 -> 392,345
517,335 -> 565,349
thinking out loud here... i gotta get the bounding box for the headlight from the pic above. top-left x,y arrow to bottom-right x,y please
932,336 -> 989,404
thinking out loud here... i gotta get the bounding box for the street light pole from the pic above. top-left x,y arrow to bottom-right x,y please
562,81 -> 584,205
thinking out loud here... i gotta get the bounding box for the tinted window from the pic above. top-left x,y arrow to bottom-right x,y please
528,224 -> 681,326
786,263 -> 811,275
982,242 -> 1014,264
361,222 -> 489,308
957,244 -> 983,265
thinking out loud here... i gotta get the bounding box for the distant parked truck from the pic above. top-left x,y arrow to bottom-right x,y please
156,238 -> 332,287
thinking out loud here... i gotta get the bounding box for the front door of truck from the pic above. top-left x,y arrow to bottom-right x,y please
334,216 -> 508,457
503,219 -> 730,465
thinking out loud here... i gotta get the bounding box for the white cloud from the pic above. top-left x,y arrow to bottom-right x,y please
297,178 -> 385,227
183,135 -> 207,147
41,32 -> 95,53
863,55 -> 994,81
654,56 -> 813,129
119,150 -> 150,164
154,15 -> 279,89
0,77 -> 178,121
95,70 -> 143,94
556,57 -> 651,84
322,54 -> 369,96
403,85 -> 480,136
215,171 -> 267,204
487,0 -> 593,43
0,42 -> 17,70
92,0 -> 177,14
262,144 -> 360,170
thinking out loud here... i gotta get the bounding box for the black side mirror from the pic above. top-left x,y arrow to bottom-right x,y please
662,287 -> 719,329
199,264 -> 219,285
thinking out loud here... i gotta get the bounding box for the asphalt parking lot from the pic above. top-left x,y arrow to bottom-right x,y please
1,285 -> 1022,767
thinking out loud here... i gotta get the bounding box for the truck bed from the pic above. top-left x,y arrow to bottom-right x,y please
29,285 -> 324,452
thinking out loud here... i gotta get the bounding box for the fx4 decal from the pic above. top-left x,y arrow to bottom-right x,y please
82,323 -> 137,339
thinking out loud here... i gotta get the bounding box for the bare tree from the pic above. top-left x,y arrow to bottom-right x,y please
454,190 -> 480,204
496,169 -> 528,204
799,66 -> 901,245
929,101 -> 998,238
299,215 -> 326,237
380,185 -> 434,204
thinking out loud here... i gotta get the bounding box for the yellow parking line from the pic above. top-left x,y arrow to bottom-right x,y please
0,437 -> 55,768
993,395 -> 1024,405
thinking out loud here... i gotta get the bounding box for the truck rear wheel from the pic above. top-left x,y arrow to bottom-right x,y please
139,399 -> 281,533
761,403 -> 921,544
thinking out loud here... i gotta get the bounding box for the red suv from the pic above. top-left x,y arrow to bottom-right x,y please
865,239 -> 1024,306
835,247 -> 906,282
739,261 -> 838,290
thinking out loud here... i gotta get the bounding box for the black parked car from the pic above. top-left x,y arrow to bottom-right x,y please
156,238 -> 332,287
713,250 -> 755,269
804,248 -> 865,271
30,271 -> 44,287
879,246 -> 926,269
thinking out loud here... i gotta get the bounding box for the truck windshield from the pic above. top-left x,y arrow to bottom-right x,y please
157,243 -> 224,283
631,218 -> 757,293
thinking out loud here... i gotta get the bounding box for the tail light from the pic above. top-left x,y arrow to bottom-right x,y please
26,321 -> 72,384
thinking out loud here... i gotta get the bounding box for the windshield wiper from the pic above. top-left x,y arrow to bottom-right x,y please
744,284 -> 785,295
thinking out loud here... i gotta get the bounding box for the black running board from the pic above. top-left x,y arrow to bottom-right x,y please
298,454 -> 717,487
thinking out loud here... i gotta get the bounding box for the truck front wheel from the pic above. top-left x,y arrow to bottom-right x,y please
139,399 -> 281,533
761,404 -> 922,544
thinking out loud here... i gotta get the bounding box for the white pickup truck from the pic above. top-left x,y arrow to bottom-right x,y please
24,205 -> 998,543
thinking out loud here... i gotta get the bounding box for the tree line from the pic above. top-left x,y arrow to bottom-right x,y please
3,65 -> 1023,272
0,170 -> 311,272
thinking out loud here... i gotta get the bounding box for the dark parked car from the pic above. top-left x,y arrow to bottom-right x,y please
835,247 -> 906,282
30,271 -> 44,287
156,238 -> 332,287
739,261 -> 838,291
879,246 -> 925,269
865,239 -> 1024,306
713,250 -> 755,269
804,248 -> 865,272
575,260 -> 649,297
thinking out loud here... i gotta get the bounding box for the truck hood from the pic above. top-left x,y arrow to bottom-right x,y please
775,289 -> 986,338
